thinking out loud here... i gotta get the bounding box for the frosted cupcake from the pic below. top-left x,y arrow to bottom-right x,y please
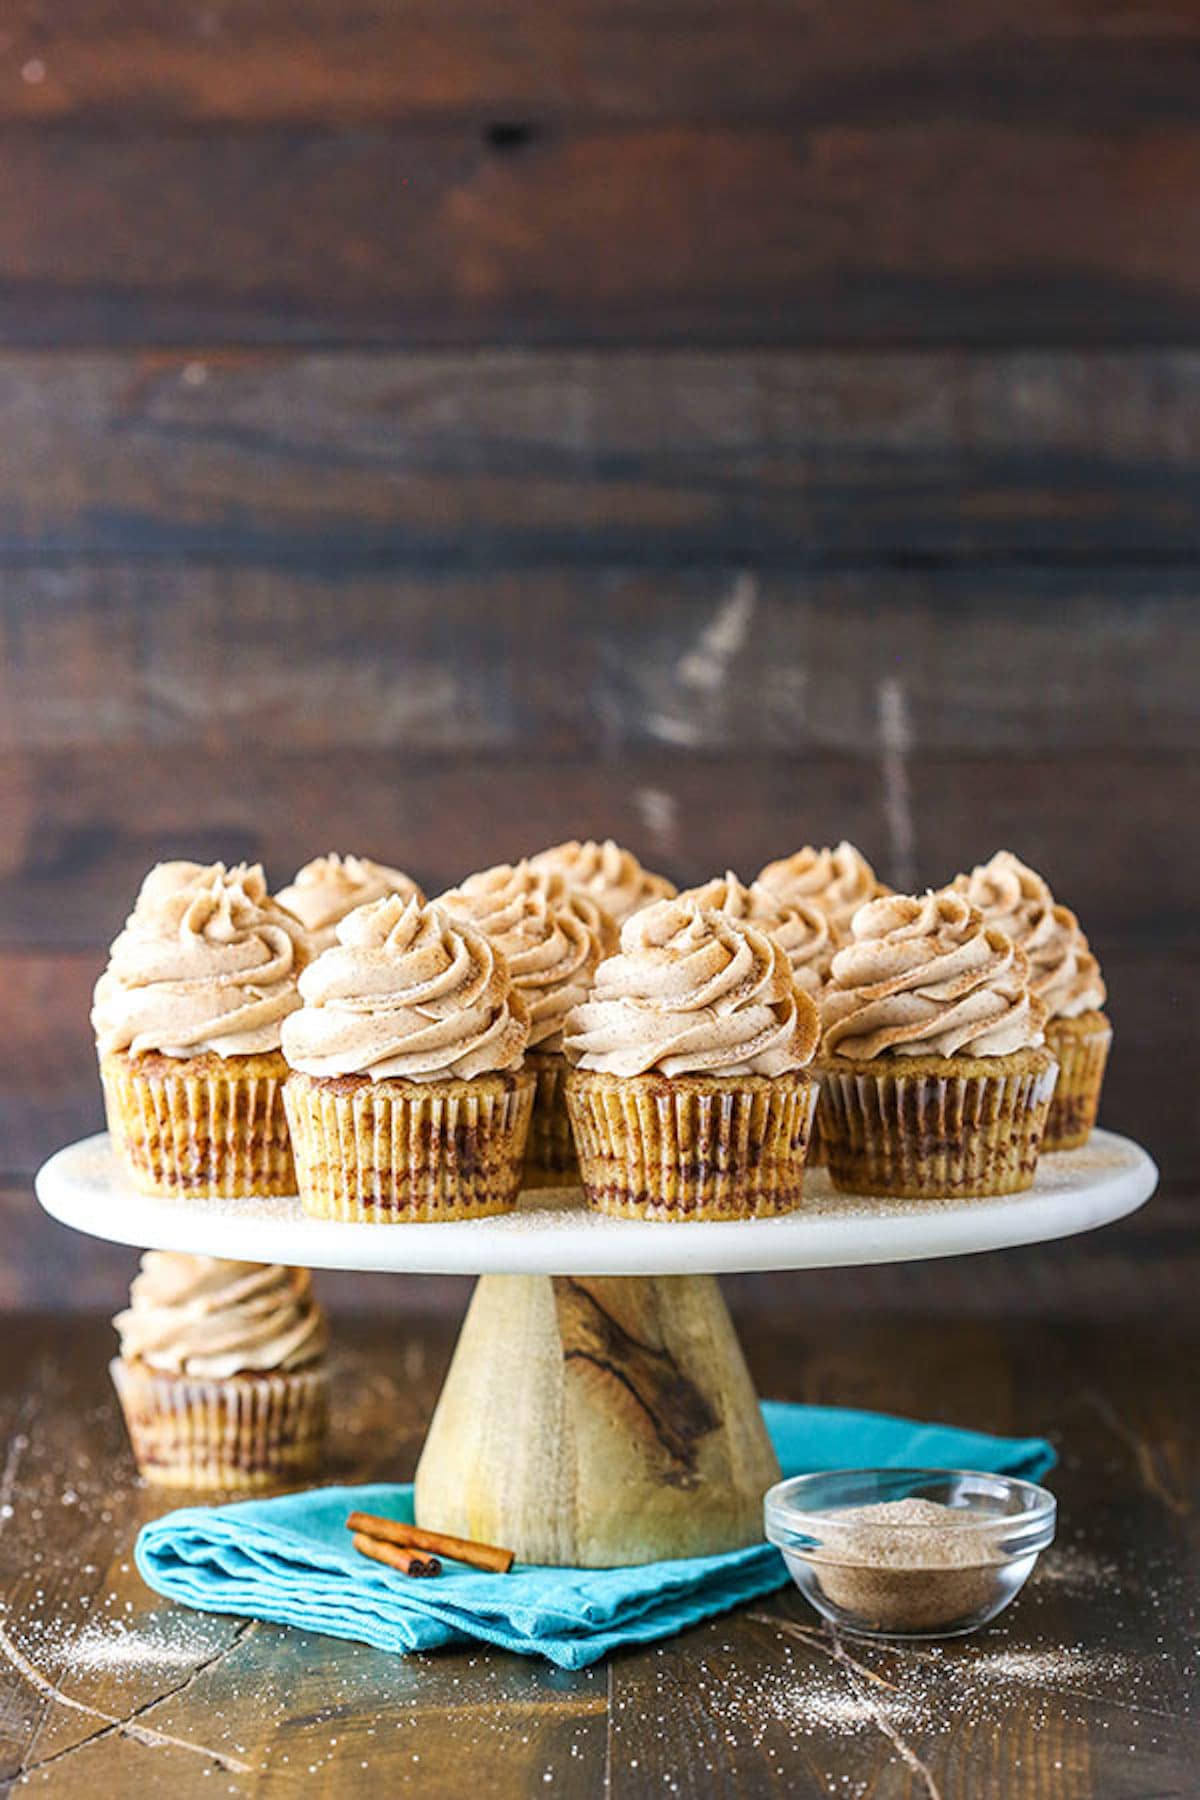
953,851 -> 1109,1150
282,896 -> 534,1220
92,862 -> 308,1198
563,899 -> 820,1220
111,1253 -> 328,1489
757,841 -> 888,937
818,891 -> 1056,1198
678,871 -> 835,999
679,871 -> 836,1165
277,853 -> 424,953
437,861 -> 612,1185
529,838 -> 676,927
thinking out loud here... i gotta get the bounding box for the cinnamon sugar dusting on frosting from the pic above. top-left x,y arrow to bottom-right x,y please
92,861 -> 308,1059
114,1252 -> 327,1378
437,861 -> 612,1050
952,851 -> 1106,1020
282,895 -> 530,1081
678,870 -> 836,994
563,897 -> 819,1078
528,838 -> 676,925
277,854 -> 424,950
821,890 -> 1046,1060
756,841 -> 887,935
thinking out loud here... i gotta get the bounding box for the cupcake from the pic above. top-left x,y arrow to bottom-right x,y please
281,896 -> 534,1220
680,871 -> 836,1165
563,899 -> 820,1220
277,853 -> 424,953
953,852 -> 1110,1151
817,891 -> 1056,1198
678,871 -> 835,999
92,862 -> 309,1198
756,840 -> 888,937
437,862 -> 612,1185
528,838 -> 676,927
111,1253 -> 328,1489
132,861 -> 210,904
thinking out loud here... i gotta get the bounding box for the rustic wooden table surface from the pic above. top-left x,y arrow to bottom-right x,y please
0,1293 -> 1194,1799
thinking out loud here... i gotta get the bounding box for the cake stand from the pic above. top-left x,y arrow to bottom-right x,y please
36,1130 -> 1157,1568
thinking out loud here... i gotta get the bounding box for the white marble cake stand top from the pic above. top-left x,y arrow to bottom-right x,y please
35,1129 -> 1157,1278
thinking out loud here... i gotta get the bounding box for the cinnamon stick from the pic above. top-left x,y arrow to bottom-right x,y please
351,1532 -> 441,1578
346,1511 -> 515,1574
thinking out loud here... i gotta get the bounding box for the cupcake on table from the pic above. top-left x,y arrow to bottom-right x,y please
816,890 -> 1056,1198
756,840 -> 888,938
277,853 -> 424,953
111,1253 -> 328,1489
436,861 -> 613,1186
92,861 -> 309,1199
281,895 -> 533,1221
528,838 -> 676,929
952,852 -> 1110,1150
563,897 -> 820,1220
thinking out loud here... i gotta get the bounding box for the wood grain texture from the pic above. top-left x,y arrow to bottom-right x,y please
4,124 -> 1200,346
415,1274 -> 780,1564
3,571 -> 1199,761
0,1310 -> 1194,1794
0,351 -> 1198,562
4,0 -> 1200,127
2,750 -> 1194,948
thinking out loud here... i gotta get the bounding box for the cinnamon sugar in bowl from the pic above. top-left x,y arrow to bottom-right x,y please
764,1470 -> 1056,1640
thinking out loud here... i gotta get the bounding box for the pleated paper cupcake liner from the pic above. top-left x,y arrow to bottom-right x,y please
806,1100 -> 827,1167
523,1049 -> 580,1187
100,1049 -> 295,1199
565,1069 -> 817,1221
283,1069 -> 535,1221
816,1050 -> 1058,1199
110,1357 -> 327,1490
1043,1013 -> 1112,1151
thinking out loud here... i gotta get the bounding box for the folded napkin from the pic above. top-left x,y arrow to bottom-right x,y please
136,1403 -> 1054,1669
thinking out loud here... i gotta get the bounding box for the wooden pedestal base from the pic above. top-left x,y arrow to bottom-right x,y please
413,1273 -> 780,1568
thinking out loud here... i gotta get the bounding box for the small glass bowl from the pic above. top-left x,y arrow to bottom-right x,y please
764,1468 -> 1056,1641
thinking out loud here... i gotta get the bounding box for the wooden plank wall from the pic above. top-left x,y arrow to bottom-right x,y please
0,0 -> 1195,1312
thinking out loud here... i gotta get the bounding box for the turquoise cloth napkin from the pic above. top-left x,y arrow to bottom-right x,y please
136,1404 -> 1054,1669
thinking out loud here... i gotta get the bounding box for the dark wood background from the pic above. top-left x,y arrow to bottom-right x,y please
0,0 -> 1195,1317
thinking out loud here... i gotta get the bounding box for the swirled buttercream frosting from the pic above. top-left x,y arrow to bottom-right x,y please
952,851 -> 1106,1020
113,1252 -> 327,1380
821,890 -> 1046,1060
92,862 -> 309,1059
678,871 -> 835,995
437,861 -> 610,1051
756,841 -> 886,934
281,895 -> 530,1081
132,861 -> 209,910
563,897 -> 819,1078
277,854 -> 424,949
528,838 -> 676,925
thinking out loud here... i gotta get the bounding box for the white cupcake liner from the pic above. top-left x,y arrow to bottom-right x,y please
817,1055 -> 1058,1198
283,1069 -> 535,1221
566,1069 -> 818,1220
1043,1014 -> 1112,1151
100,1050 -> 294,1199
110,1357 -> 327,1489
